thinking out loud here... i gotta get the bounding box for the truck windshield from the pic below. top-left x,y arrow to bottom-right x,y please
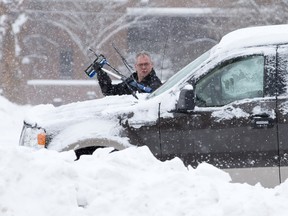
147,49 -> 211,99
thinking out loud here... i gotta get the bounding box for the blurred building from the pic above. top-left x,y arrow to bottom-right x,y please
0,0 -> 282,105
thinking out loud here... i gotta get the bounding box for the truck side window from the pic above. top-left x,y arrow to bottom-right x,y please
195,55 -> 265,107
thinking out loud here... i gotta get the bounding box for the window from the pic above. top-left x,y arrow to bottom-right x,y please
60,50 -> 73,77
195,55 -> 265,107
148,49 -> 211,99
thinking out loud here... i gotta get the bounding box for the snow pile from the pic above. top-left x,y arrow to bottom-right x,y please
0,96 -> 31,145
2,95 -> 288,216
2,145 -> 288,216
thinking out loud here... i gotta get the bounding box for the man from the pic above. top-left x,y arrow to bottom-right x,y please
97,52 -> 162,96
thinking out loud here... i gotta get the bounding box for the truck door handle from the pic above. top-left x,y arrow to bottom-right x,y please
250,113 -> 274,128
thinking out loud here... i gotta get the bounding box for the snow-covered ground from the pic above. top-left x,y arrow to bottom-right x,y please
1,95 -> 288,216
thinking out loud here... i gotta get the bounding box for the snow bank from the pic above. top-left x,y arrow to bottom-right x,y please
1,145 -> 288,216
0,96 -> 31,145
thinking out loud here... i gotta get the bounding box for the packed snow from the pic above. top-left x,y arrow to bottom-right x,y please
2,95 -> 288,216
212,24 -> 288,55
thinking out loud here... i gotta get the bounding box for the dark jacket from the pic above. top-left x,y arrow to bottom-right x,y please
97,69 -> 162,96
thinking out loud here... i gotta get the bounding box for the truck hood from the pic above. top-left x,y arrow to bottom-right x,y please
24,94 -> 140,131
23,91 -> 177,151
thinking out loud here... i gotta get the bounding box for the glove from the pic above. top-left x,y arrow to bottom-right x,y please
97,69 -> 111,85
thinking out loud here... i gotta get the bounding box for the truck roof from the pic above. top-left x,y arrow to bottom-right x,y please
212,24 -> 288,55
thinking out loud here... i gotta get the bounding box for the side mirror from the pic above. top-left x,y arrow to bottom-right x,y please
176,87 -> 195,112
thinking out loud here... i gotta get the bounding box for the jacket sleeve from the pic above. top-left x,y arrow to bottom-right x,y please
97,70 -> 133,96
97,70 -> 115,96
150,76 -> 162,92
145,71 -> 162,92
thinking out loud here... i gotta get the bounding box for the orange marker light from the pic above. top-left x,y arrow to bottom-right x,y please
37,133 -> 46,146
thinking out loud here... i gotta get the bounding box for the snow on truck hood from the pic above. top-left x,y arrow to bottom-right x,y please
23,91 -> 177,151
22,92 -> 178,151
24,88 -> 177,130
23,95 -> 142,151
24,94 -> 141,130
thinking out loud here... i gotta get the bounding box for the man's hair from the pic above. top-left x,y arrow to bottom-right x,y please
136,51 -> 152,60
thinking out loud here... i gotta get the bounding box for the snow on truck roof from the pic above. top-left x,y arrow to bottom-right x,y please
212,24 -> 288,55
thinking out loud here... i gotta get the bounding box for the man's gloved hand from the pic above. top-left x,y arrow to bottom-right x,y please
92,63 -> 102,73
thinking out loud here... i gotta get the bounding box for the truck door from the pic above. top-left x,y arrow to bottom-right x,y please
276,44 -> 288,184
160,47 -> 280,187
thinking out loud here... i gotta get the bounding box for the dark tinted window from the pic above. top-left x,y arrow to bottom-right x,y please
195,55 -> 265,107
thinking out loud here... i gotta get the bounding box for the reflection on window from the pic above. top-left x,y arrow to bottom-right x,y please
148,50 -> 210,99
195,55 -> 264,107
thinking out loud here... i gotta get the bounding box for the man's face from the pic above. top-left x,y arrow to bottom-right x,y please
135,55 -> 153,81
